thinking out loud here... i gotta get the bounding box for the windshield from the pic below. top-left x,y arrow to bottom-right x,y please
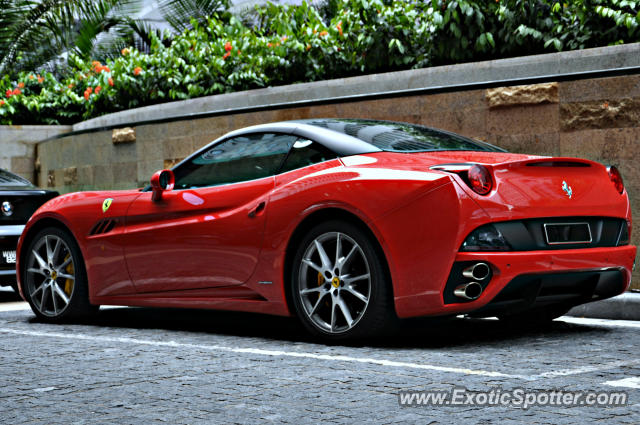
304,119 -> 505,153
0,169 -> 34,188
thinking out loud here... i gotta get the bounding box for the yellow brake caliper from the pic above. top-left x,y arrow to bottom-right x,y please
63,254 -> 74,296
317,272 -> 330,308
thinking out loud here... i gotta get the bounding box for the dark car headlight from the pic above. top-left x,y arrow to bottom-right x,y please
460,224 -> 511,252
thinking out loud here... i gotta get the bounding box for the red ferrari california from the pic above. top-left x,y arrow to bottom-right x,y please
16,119 -> 636,339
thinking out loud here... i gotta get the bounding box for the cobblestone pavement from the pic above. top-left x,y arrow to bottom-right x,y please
0,289 -> 639,424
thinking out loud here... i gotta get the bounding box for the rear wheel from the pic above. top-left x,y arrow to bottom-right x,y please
291,220 -> 395,340
23,227 -> 98,322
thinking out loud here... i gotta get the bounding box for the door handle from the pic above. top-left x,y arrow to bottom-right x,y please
248,201 -> 266,218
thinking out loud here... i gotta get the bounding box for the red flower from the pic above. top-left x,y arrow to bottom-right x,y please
281,36 -> 288,42
0,100 -> 4,106
134,67 -> 142,76
29,75 -> 34,80
37,76 -> 44,83
12,88 -> 21,95
224,41 -> 232,52
267,42 -> 273,48
337,21 -> 343,37
237,49 -> 241,56
95,85 -> 102,94
68,84 -> 74,89
108,77 -> 114,87
5,89 -> 12,97
18,82 -> 24,88
319,30 -> 328,37
121,48 -> 130,56
94,63 -> 110,73
84,87 -> 92,100
223,51 -> 231,60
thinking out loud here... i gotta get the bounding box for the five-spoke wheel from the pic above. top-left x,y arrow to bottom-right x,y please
23,227 -> 97,321
291,220 -> 395,339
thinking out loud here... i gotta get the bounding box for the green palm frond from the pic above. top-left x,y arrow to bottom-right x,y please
0,0 -> 233,76
159,0 -> 230,32
0,0 -> 144,75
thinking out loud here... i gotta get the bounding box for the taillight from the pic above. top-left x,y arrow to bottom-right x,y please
467,164 -> 493,195
460,224 -> 511,251
617,220 -> 630,246
607,166 -> 624,194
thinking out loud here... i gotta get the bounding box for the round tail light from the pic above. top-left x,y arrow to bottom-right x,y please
467,164 -> 493,195
607,166 -> 624,194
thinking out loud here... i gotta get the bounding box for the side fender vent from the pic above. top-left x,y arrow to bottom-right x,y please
89,218 -> 118,236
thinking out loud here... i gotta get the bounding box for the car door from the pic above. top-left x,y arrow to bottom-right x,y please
123,132 -> 297,293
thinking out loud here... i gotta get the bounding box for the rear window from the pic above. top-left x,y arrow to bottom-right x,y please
0,169 -> 34,188
305,119 -> 504,153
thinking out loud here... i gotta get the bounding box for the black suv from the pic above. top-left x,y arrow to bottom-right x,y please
1,169 -> 58,293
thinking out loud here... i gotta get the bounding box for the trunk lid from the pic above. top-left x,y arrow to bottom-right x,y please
454,157 -> 628,220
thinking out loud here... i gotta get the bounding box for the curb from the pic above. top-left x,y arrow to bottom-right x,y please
567,292 -> 640,321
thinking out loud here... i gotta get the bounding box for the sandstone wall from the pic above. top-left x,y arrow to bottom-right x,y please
0,125 -> 71,183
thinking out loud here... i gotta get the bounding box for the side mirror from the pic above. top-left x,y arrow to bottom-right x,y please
150,169 -> 175,202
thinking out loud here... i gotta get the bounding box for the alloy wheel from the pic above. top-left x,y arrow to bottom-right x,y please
25,234 -> 75,317
297,231 -> 371,334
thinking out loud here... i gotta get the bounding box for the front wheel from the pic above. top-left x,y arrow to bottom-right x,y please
23,227 -> 98,322
291,220 -> 396,340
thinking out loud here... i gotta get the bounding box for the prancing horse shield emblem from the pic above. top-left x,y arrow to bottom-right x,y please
102,198 -> 113,213
562,181 -> 572,199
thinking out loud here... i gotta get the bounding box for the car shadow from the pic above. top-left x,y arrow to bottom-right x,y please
0,288 -> 23,302
29,305 -> 611,349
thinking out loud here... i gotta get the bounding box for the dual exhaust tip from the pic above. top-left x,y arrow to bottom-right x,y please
454,262 -> 491,301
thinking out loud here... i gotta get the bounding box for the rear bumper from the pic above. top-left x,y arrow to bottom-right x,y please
469,269 -> 625,317
394,245 -> 636,318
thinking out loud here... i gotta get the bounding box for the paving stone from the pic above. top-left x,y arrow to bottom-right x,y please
0,307 -> 638,424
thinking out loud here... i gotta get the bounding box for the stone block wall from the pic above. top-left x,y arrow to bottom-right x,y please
0,125 -> 71,183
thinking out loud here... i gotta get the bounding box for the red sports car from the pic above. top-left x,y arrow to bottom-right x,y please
16,119 -> 636,339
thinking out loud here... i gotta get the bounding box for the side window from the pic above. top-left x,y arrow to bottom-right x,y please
174,133 -> 296,189
280,139 -> 337,173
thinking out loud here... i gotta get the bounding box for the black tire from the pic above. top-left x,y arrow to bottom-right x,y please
290,220 -> 396,340
22,227 -> 98,322
498,305 -> 572,325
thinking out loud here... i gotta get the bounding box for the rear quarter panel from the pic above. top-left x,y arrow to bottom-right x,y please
254,156 -> 478,317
